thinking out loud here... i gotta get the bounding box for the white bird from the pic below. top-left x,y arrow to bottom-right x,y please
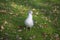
25,10 -> 34,30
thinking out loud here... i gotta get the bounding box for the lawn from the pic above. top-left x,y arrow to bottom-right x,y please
0,0 -> 60,40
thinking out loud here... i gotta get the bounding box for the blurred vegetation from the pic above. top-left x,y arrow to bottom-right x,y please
0,0 -> 60,40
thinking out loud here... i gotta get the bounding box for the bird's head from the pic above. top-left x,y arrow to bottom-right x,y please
28,10 -> 33,14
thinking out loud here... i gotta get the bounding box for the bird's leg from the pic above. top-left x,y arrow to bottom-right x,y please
30,27 -> 31,33
26,26 -> 27,33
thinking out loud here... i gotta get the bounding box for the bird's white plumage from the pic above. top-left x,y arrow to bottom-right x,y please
25,11 -> 34,27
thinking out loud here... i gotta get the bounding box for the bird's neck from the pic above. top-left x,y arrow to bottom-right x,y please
28,14 -> 32,19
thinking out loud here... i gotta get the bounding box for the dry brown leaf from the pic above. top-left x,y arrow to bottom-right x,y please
0,10 -> 7,13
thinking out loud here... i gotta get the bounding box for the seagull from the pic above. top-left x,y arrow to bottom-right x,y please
25,10 -> 34,31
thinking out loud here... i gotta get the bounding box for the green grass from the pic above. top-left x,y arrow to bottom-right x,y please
0,0 -> 60,40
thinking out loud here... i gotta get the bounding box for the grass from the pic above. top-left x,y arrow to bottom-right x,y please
0,0 -> 60,40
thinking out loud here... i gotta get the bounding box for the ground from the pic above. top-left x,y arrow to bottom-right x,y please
0,0 -> 60,40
